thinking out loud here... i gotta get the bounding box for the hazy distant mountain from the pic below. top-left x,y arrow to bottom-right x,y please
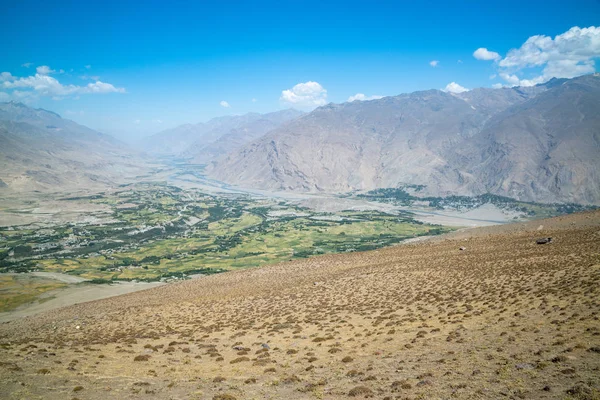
143,109 -> 303,159
183,109 -> 304,163
210,75 -> 600,204
0,102 -> 148,192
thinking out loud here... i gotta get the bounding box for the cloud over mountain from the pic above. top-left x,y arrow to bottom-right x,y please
348,93 -> 383,102
443,82 -> 469,93
477,26 -> 600,87
280,81 -> 327,108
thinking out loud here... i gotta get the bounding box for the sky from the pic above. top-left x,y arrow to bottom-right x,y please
1,0 -> 599,141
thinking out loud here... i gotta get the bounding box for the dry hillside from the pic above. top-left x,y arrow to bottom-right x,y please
211,75 -> 600,204
1,211 -> 599,399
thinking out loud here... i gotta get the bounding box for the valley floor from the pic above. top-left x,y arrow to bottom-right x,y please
0,211 -> 599,399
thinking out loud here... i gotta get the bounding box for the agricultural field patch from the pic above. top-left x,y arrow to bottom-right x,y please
0,183 -> 452,309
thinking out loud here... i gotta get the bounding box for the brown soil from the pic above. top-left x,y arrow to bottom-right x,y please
1,211 -> 599,399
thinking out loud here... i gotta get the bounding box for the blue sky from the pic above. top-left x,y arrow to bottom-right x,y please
1,0 -> 599,141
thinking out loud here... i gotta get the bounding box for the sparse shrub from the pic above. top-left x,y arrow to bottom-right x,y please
348,385 -> 373,397
134,355 -> 150,362
550,355 -> 567,363
566,383 -> 596,400
391,380 -> 412,390
230,356 -> 250,364
213,394 -> 237,400
281,375 -> 301,384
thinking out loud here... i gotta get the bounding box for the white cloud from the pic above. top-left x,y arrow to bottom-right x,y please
497,72 -> 539,87
10,90 -> 37,103
83,81 -> 126,94
21,62 -> 33,68
280,81 -> 327,108
429,60 -> 439,67
473,48 -> 501,61
220,100 -> 231,108
36,65 -> 55,75
152,119 -> 163,123
481,26 -> 600,87
252,98 -> 257,102
347,93 -> 384,102
85,65 -> 91,69
457,59 -> 463,64
0,92 -> 10,102
542,59 -> 595,79
492,83 -> 504,89
443,82 -> 469,93
133,119 -> 141,124
0,69 -> 125,100
499,26 -> 600,69
0,72 -> 14,82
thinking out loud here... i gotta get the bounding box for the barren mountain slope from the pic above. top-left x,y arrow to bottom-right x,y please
143,115 -> 262,156
0,102 -> 148,192
455,74 -> 600,204
144,110 -> 303,158
183,109 -> 303,163
210,75 -> 600,204
210,88 -> 535,194
1,210 -> 599,399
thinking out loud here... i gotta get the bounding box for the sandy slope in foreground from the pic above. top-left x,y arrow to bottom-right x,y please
1,211 -> 599,400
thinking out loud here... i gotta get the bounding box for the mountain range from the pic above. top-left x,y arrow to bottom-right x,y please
143,109 -> 303,162
0,102 -> 148,192
2,75 -> 599,204
209,74 -> 600,204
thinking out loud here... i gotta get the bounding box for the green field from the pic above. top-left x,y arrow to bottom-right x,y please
355,188 -> 596,218
0,274 -> 67,312
0,183 -> 451,282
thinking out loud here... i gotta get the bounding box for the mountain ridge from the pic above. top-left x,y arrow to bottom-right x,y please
210,75 -> 600,204
0,102 -> 149,192
142,109 -> 304,159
